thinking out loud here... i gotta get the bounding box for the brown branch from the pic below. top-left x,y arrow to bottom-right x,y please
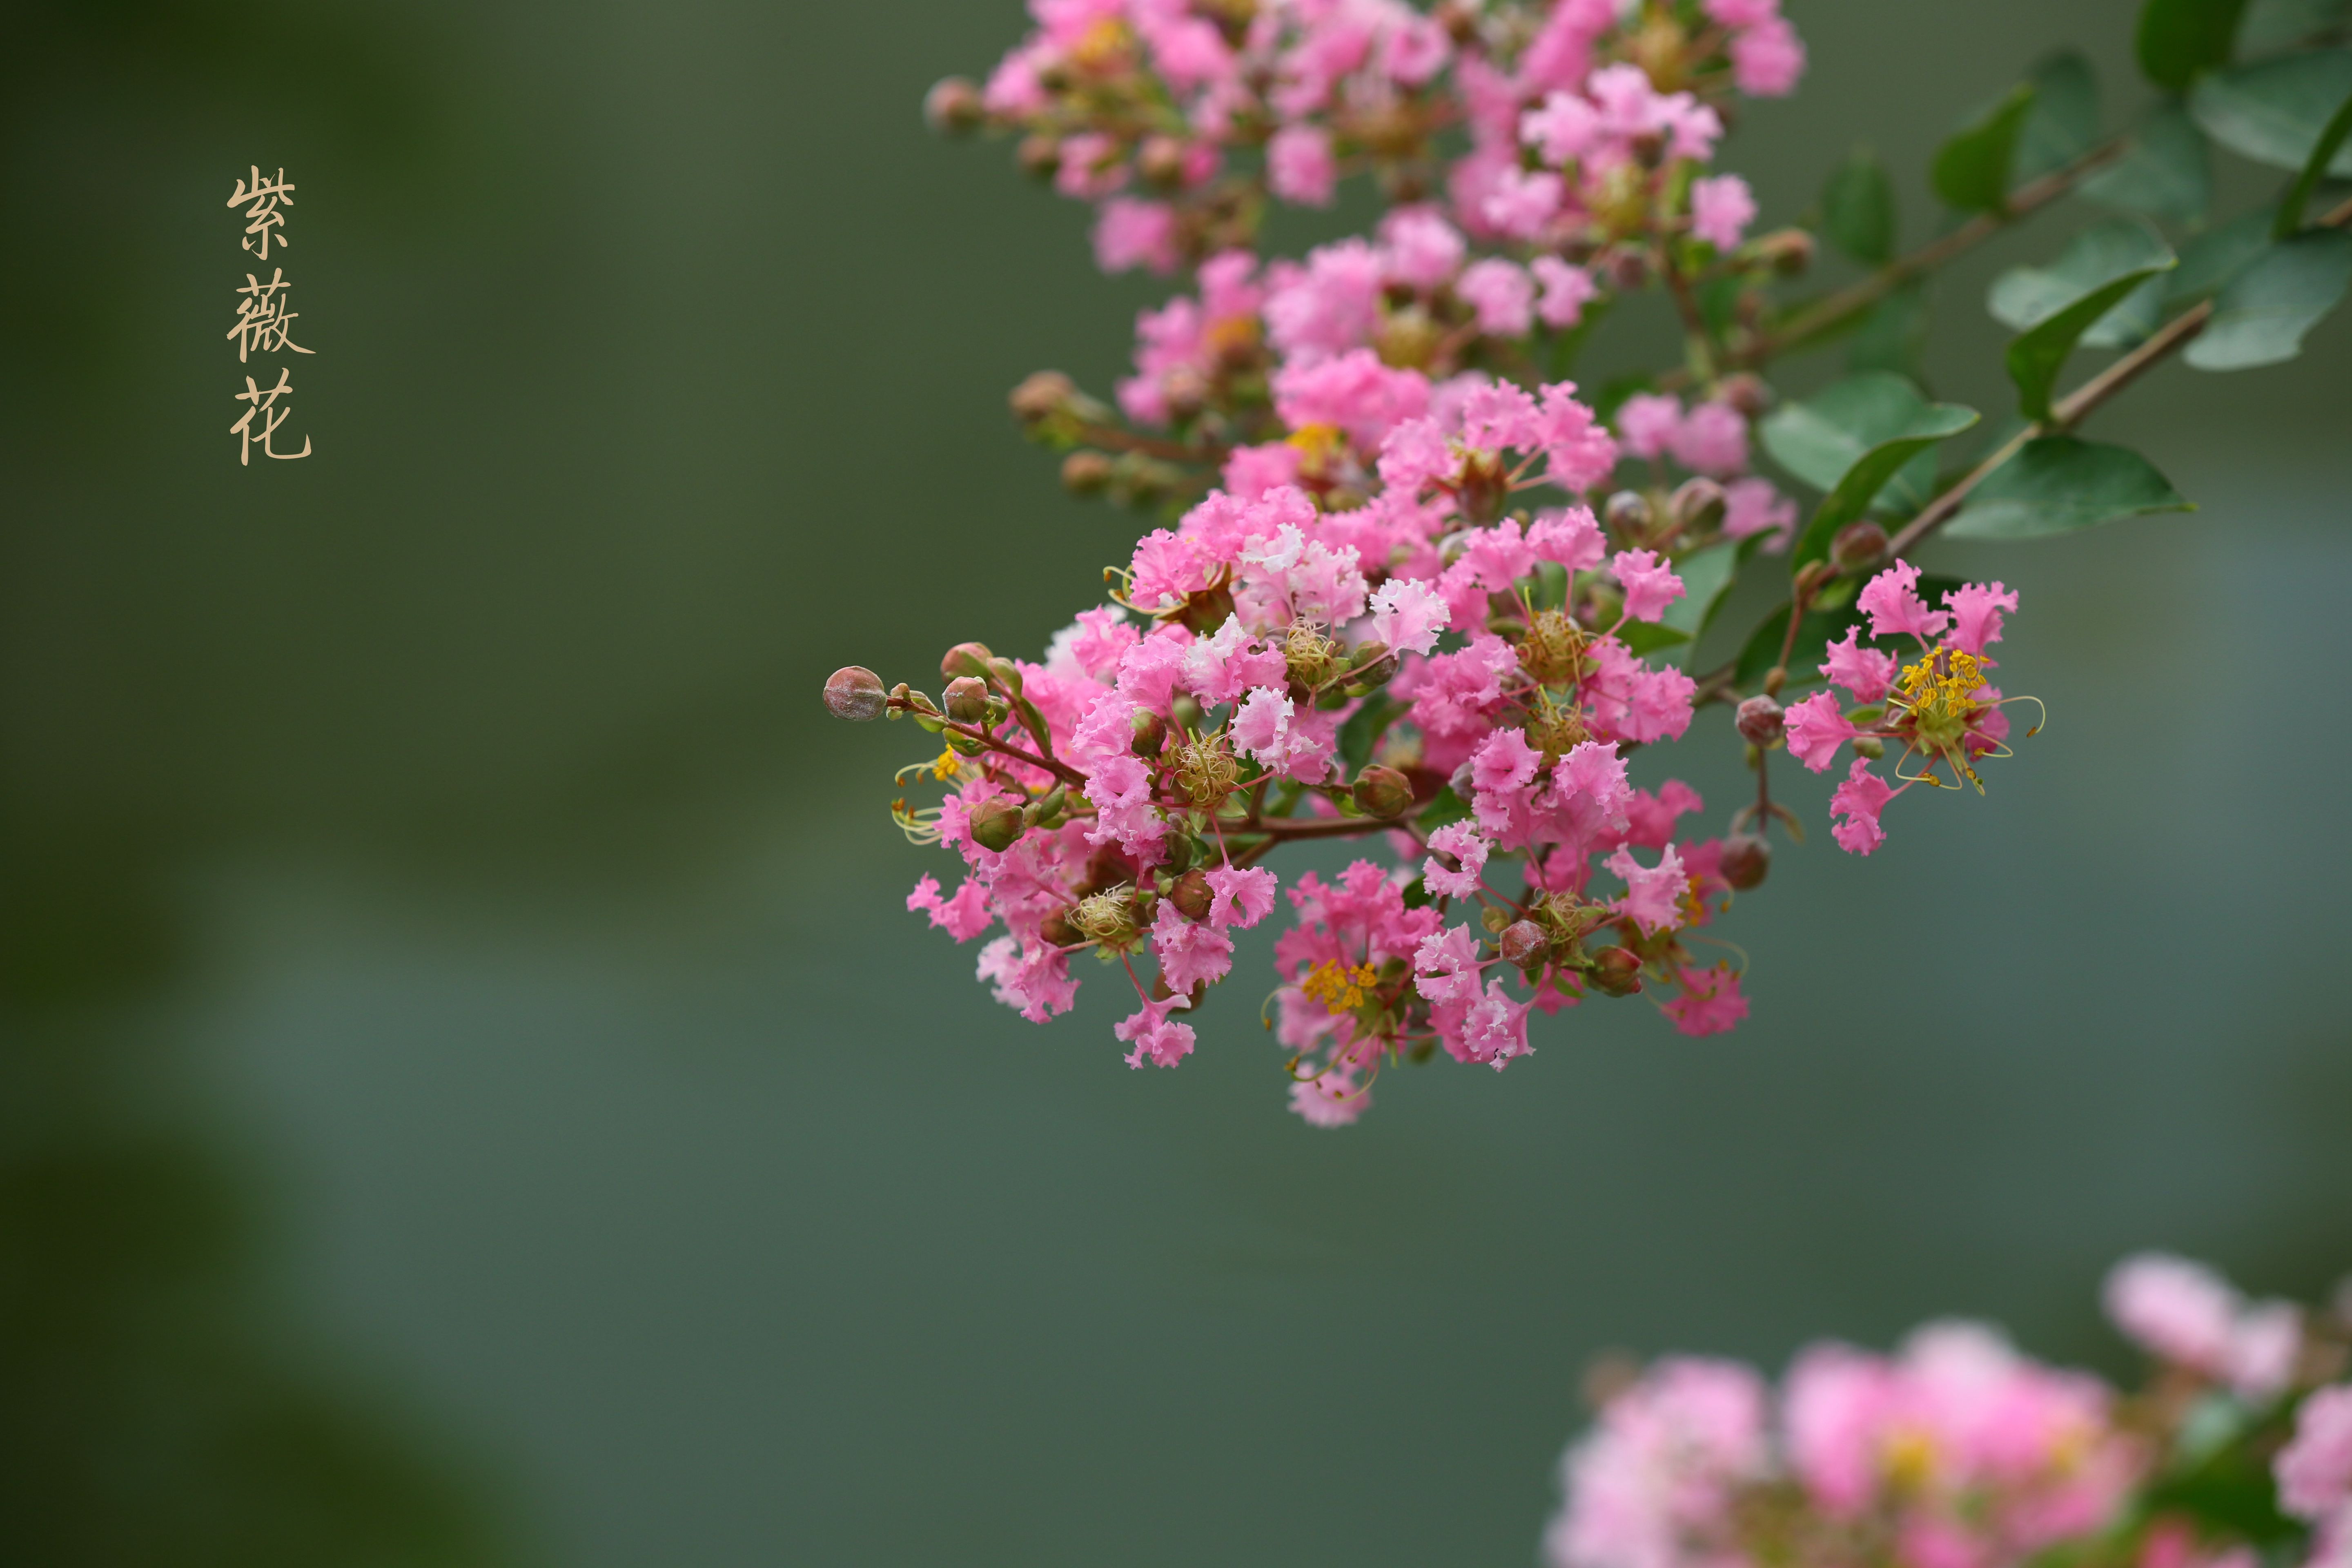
891,700 -> 1091,789
1877,192 -> 2352,562
1739,140 -> 2128,369
1069,420 -> 1227,466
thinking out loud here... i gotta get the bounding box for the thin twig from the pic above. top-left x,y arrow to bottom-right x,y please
1740,140 -> 2128,368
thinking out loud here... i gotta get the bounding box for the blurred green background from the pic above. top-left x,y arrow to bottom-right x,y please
3,0 -> 2348,1562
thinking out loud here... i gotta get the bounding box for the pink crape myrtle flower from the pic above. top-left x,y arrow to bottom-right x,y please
1785,690 -> 1860,772
2279,1384 -> 2352,1521
1829,758 -> 1894,855
1611,549 -> 1686,623
1267,123 -> 1337,205
1544,1359 -> 1770,1568
1114,995 -> 1196,1069
1858,559 -> 1953,642
2104,1252 -> 2306,1400
1690,174 -> 1757,251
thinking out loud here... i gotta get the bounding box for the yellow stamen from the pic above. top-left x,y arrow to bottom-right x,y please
1300,958 -> 1378,1014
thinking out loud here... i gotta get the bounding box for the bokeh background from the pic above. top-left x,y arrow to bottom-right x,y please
4,0 -> 2348,1562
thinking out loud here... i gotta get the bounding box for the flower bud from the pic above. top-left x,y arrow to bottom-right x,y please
1009,371 -> 1075,425
1169,869 -> 1214,920
1719,834 -> 1770,891
1757,228 -> 1815,275
1851,735 -> 1885,759
1022,784 -> 1068,829
923,77 -> 985,136
1606,247 -> 1649,292
1350,639 -> 1390,670
1137,133 -> 1188,187
1350,764 -> 1413,819
1590,947 -> 1644,997
967,799 -> 1027,853
941,642 -> 994,682
1130,708 -> 1167,757
1061,450 -> 1114,494
1040,911 -> 1080,947
823,666 -> 887,722
1670,477 -> 1726,535
944,676 -> 989,724
1499,920 -> 1546,967
1604,490 -> 1652,537
1715,373 -> 1771,418
1734,695 -> 1784,745
1169,693 -> 1205,735
1016,133 -> 1061,181
984,657 -> 1024,696
1831,519 -> 1889,571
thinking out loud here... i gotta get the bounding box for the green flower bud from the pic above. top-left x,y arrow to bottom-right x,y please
985,657 -> 1025,697
1131,709 -> 1167,757
967,799 -> 1027,853
1670,477 -> 1726,535
1350,764 -> 1413,819
941,642 -> 994,682
1169,869 -> 1214,920
1590,947 -> 1644,997
1604,490 -> 1653,537
1831,520 -> 1889,572
823,666 -> 887,722
944,676 -> 989,724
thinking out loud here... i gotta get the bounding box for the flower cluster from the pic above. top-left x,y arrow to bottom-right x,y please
1544,1253 -> 2352,1568
930,0 -> 1803,274
826,0 -> 2058,1126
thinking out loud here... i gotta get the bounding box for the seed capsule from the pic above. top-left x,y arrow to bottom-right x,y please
823,666 -> 888,722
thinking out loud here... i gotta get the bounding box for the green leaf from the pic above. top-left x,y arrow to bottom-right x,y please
2189,49 -> 2352,173
2237,0 -> 2350,54
1933,83 -> 2038,212
2138,0 -> 2252,89
1995,220 -> 2176,419
2080,104 -> 2213,223
1846,280 -> 1932,376
2016,52 -> 2102,183
1794,404 -> 1979,570
1336,693 -> 1403,774
1617,621 -> 1693,657
1822,145 -> 1897,264
2167,207 -> 2276,303
1658,541 -> 1740,663
1761,372 -> 1955,492
2276,87 -> 2352,236
2185,228 -> 2352,367
1945,437 -> 2193,539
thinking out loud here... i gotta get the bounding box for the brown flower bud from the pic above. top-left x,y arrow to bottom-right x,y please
941,642 -> 994,682
1719,834 -> 1770,891
1500,919 -> 1547,967
944,676 -> 989,724
1757,227 -> 1815,275
1130,708 -> 1167,758
823,665 -> 888,722
923,77 -> 985,136
1604,490 -> 1653,537
1137,134 -> 1188,187
1016,133 -> 1061,181
1061,450 -> 1114,494
1715,373 -> 1771,419
1670,477 -> 1727,535
1169,869 -> 1214,920
1350,764 -> 1414,819
1831,519 -> 1889,571
1040,910 -> 1080,948
1606,247 -> 1649,292
1590,946 -> 1644,997
1009,371 -> 1075,425
967,798 -> 1027,854
1735,694 -> 1784,745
